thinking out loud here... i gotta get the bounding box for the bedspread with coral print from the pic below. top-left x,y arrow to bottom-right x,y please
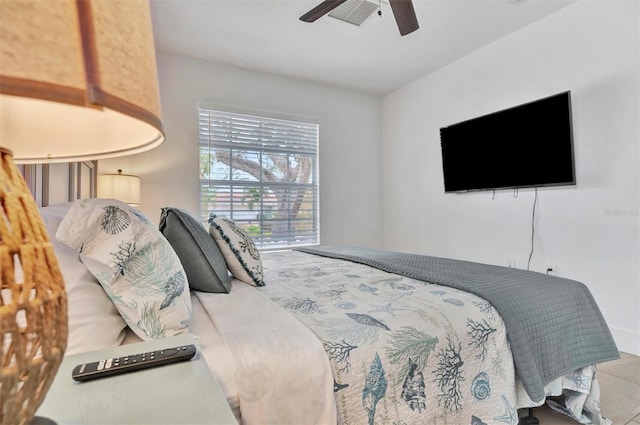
261,251 -> 519,425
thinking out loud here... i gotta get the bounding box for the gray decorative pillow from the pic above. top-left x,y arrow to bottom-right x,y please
159,207 -> 231,293
208,214 -> 265,287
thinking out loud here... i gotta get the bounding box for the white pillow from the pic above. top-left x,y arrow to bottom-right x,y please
40,203 -> 127,355
208,215 -> 264,286
56,199 -> 191,340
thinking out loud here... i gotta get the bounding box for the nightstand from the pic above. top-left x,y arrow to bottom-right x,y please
36,333 -> 237,424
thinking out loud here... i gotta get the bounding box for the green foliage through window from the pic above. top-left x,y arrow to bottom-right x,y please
199,107 -> 319,250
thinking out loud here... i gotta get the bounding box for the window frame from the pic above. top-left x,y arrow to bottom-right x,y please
198,103 -> 320,251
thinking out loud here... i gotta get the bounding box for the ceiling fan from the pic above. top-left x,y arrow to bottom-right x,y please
300,0 -> 419,36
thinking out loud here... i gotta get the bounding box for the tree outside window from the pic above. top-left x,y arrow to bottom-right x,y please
199,108 -> 319,249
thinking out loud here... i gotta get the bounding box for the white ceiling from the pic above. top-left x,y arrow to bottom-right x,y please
150,0 -> 576,95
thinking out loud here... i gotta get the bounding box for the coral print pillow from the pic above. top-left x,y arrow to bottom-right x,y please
208,214 -> 264,286
56,199 -> 191,340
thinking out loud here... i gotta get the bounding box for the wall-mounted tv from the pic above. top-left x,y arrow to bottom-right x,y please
440,91 -> 575,193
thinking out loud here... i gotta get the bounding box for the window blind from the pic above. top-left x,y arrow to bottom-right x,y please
199,108 -> 319,250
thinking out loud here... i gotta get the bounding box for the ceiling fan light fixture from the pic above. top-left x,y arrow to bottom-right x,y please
328,0 -> 383,27
300,0 -> 418,36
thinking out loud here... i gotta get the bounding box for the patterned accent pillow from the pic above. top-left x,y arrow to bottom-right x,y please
208,214 -> 265,286
40,203 -> 128,355
56,199 -> 191,340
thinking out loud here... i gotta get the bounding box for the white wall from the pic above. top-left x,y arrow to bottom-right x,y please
101,51 -> 384,248
382,0 -> 639,355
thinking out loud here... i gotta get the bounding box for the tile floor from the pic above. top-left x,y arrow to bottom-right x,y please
526,352 -> 640,424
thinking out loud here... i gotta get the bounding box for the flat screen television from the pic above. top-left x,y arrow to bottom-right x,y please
440,91 -> 575,193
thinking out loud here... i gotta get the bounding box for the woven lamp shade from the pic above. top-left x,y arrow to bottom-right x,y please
0,0 -> 164,423
0,149 -> 67,423
0,0 -> 164,162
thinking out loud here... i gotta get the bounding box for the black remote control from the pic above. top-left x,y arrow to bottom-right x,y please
71,344 -> 197,382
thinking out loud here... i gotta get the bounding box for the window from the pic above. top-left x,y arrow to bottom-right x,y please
199,106 -> 319,250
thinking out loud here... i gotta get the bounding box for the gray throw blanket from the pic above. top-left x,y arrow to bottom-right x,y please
295,245 -> 620,402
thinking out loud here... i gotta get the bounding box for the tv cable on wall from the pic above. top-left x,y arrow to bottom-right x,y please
526,188 -> 538,271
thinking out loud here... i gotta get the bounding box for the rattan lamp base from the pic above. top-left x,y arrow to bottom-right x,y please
0,148 -> 68,425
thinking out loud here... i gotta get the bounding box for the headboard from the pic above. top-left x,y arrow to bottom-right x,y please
19,161 -> 98,208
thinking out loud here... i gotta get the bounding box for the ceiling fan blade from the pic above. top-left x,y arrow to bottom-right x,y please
389,0 -> 419,36
300,0 -> 348,22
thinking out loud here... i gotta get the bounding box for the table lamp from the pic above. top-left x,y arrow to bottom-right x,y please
98,170 -> 142,206
0,1 -> 164,424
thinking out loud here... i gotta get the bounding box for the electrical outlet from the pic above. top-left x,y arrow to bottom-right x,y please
545,264 -> 558,276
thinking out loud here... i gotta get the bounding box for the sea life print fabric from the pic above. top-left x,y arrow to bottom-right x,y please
261,250 -> 519,424
56,198 -> 191,341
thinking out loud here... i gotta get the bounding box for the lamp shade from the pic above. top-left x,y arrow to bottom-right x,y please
98,170 -> 141,206
0,0 -> 164,163
0,1 -> 164,424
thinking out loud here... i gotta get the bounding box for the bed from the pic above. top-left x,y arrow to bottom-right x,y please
28,166 -> 620,425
